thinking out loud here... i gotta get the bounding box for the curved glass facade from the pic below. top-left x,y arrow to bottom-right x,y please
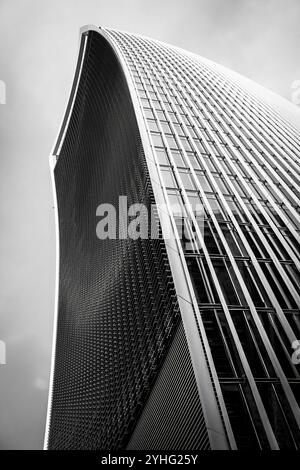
45,26 -> 300,450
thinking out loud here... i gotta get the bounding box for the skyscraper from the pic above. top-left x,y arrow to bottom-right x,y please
45,25 -> 300,450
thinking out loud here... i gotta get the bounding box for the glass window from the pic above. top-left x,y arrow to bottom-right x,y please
187,152 -> 201,170
166,135 -> 178,149
186,193 -> 203,217
147,120 -> 159,132
180,137 -> 193,151
194,139 -> 208,154
201,309 -> 237,377
231,178 -> 247,197
138,90 -> 147,98
141,98 -> 151,107
187,258 -> 211,303
161,168 -> 177,188
203,156 -> 217,172
180,114 -> 190,125
221,383 -> 262,449
237,261 -> 270,307
164,102 -> 173,112
171,150 -> 186,167
206,195 -> 225,220
168,112 -> 179,123
155,148 -> 169,165
212,259 -> 241,305
196,173 -> 212,192
151,132 -> 164,147
215,176 -> 230,194
260,262 -> 297,309
174,123 -> 185,136
167,189 -> 183,217
152,100 -> 163,110
161,122 -> 172,134
179,171 -> 196,190
264,383 -> 300,446
144,108 -> 155,119
204,221 -> 222,254
230,310 -> 267,377
148,91 -> 157,100
156,110 -> 166,121
186,125 -> 197,138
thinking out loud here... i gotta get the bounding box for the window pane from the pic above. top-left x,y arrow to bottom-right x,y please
151,132 -> 164,147
155,148 -> 169,165
161,168 -> 177,188
179,171 -> 196,190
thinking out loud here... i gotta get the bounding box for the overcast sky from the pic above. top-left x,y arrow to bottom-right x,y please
0,0 -> 299,449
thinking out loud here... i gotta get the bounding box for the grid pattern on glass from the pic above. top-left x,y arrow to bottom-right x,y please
105,28 -> 300,449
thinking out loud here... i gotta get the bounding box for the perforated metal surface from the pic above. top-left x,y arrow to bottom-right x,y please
127,321 -> 210,450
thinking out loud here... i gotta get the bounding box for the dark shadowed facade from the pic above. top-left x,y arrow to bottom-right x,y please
45,26 -> 300,450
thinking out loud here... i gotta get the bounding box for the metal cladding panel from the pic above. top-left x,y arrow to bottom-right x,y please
47,31 -> 209,450
127,321 -> 210,450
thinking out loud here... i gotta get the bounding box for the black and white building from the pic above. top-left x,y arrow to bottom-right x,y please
45,26 -> 300,450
